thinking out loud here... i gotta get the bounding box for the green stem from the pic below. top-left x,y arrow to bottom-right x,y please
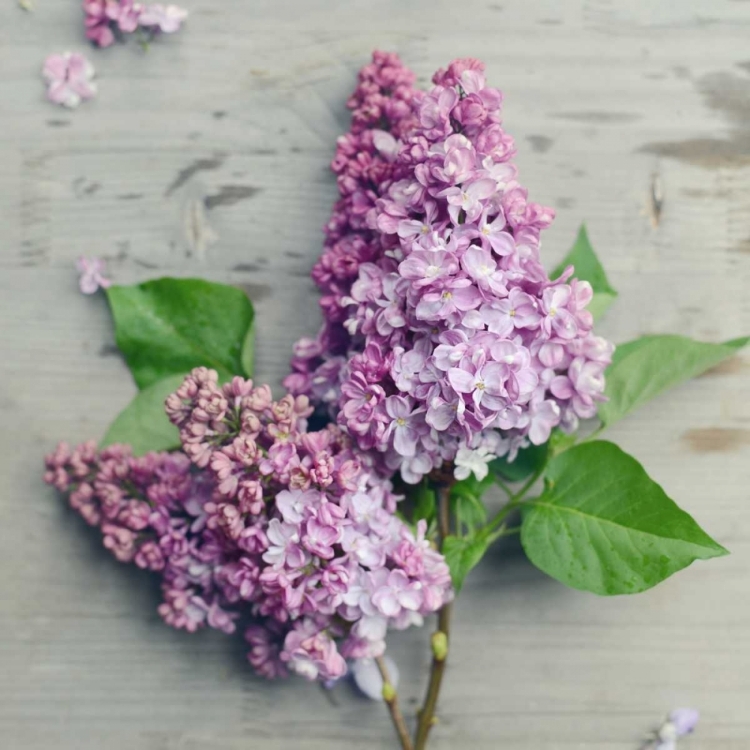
497,525 -> 521,537
579,422 -> 604,444
414,484 -> 453,750
485,465 -> 546,533
485,499 -> 521,533
493,475 -> 514,498
513,465 -> 546,503
376,656 -> 413,750
413,466 -> 543,748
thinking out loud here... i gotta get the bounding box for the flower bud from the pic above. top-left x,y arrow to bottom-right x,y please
431,631 -> 448,662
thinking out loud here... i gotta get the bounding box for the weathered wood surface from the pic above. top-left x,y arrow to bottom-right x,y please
1,1 -> 749,748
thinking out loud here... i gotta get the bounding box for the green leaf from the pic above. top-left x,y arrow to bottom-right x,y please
490,441 -> 549,483
412,481 -> 437,525
599,335 -> 749,427
240,314 -> 256,378
551,225 -> 617,320
521,441 -> 727,595
549,429 -> 578,457
106,278 -> 256,389
450,474 -> 493,532
101,374 -> 184,456
443,531 -> 493,592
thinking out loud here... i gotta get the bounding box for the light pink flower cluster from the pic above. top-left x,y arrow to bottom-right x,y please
83,0 -> 187,47
45,368 -> 452,682
286,54 -> 614,483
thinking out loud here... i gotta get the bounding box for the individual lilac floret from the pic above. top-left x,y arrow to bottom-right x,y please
640,708 -> 699,750
84,0 -> 141,46
83,0 -> 187,47
654,708 -> 699,749
76,256 -> 111,294
83,0 -> 119,47
453,445 -> 493,481
138,4 -> 188,33
286,54 -> 614,484
42,53 -> 97,109
45,368 -> 453,683
666,708 -> 699,736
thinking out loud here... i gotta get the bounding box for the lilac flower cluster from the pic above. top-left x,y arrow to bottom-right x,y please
83,0 -> 187,47
45,368 -> 452,682
286,54 -> 614,483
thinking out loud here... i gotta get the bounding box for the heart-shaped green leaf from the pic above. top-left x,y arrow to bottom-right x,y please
599,334 -> 749,427
106,278 -> 255,389
551,224 -> 617,320
101,374 -> 185,455
443,531 -> 494,592
521,441 -> 727,595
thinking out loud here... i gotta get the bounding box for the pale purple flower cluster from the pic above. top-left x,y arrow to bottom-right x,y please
286,54 -> 614,483
83,0 -> 187,47
45,368 -> 452,682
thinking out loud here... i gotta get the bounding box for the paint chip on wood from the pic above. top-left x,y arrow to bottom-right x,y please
204,185 -> 261,209
682,427 -> 750,453
165,154 -> 227,196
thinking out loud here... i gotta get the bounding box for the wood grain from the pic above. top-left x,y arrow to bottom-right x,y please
1,1 -> 749,748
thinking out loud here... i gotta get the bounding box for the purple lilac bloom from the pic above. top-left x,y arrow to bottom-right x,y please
285,53 -> 614,484
653,708 -> 700,749
83,0 -> 187,47
45,367 -> 453,683
666,708 -> 699,737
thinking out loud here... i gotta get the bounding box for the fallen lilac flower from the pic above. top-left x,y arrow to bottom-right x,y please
42,52 -> 97,109
665,708 -> 700,737
138,3 -> 188,33
76,256 -> 111,294
656,708 -> 700,748
642,708 -> 699,750
83,0 -> 141,46
83,0 -> 187,47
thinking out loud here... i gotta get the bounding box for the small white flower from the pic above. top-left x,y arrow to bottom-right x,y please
453,445 -> 493,481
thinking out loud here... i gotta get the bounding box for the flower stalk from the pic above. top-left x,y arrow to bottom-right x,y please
376,657 -> 414,750
414,484 -> 453,749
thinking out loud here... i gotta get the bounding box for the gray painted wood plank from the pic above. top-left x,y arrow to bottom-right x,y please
1,1 -> 749,748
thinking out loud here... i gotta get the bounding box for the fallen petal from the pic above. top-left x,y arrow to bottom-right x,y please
350,656 -> 399,701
